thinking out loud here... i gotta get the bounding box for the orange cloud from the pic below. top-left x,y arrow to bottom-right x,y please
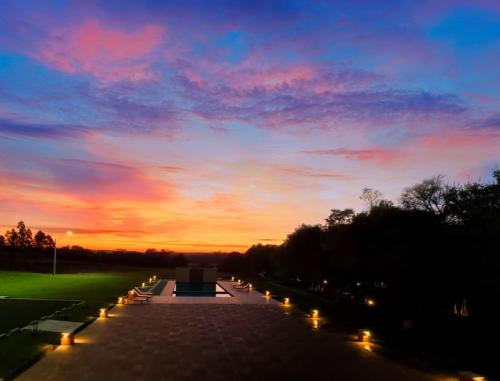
37,20 -> 165,83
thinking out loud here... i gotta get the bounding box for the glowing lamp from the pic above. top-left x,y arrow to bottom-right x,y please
323,279 -> 328,285
237,279 -> 241,285
153,275 -> 157,281
312,309 -> 319,319
99,308 -> 108,318
249,283 -> 253,289
366,298 -> 376,307
265,290 -> 270,297
313,319 -> 319,329
231,276 -> 235,281
357,329 -> 371,342
141,282 -> 146,288
117,297 -> 124,304
61,332 -> 74,345
459,372 -> 486,381
284,297 -> 290,306
149,277 -> 152,283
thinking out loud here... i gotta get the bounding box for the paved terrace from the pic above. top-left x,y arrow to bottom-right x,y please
17,282 -> 438,381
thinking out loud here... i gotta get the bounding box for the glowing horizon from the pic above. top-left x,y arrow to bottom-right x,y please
1,1 -> 499,252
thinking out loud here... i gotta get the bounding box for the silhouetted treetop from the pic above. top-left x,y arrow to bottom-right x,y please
401,175 -> 448,216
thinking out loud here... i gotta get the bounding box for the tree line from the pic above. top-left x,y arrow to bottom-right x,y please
0,222 -> 189,268
221,170 -> 500,321
0,221 -> 55,250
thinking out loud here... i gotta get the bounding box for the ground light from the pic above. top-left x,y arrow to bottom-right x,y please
231,276 -> 235,281
117,296 -> 124,304
149,277 -> 152,283
357,329 -> 371,342
153,275 -> 157,281
61,332 -> 74,345
265,290 -> 270,298
141,282 -> 146,288
458,372 -> 486,381
284,297 -> 290,306
365,298 -> 376,307
311,309 -> 319,319
237,279 -> 242,285
99,308 -> 108,318
312,319 -> 319,329
249,283 -> 253,289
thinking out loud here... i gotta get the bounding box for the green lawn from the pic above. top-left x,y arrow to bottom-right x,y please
0,270 -> 173,380
0,271 -> 166,302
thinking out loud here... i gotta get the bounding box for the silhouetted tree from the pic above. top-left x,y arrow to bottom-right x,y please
325,208 -> 355,228
33,230 -> 55,250
220,252 -> 245,274
360,187 -> 383,209
401,175 -> 448,217
493,168 -> 500,184
5,228 -> 19,248
0,235 -> 5,248
244,244 -> 278,277
282,224 -> 325,286
15,221 -> 33,249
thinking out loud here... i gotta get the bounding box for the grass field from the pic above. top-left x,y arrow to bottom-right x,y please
0,271 -> 169,302
0,269 -> 173,380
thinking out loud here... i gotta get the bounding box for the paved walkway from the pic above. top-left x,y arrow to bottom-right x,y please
17,288 -> 438,381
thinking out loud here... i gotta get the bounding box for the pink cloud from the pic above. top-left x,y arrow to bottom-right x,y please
279,166 -> 355,180
303,147 -> 405,163
37,20 -> 165,83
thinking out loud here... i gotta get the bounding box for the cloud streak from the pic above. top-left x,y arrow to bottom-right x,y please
0,117 -> 93,140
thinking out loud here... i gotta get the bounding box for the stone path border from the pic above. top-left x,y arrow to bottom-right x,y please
0,300 -> 82,340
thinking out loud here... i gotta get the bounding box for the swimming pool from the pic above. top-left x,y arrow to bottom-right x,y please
172,282 -> 232,297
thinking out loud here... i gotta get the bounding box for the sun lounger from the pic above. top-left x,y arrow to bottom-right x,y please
126,290 -> 150,303
234,283 -> 251,290
133,287 -> 153,296
125,296 -> 148,304
232,282 -> 249,288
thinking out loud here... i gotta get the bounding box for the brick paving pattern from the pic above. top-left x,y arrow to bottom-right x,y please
17,302 -> 437,381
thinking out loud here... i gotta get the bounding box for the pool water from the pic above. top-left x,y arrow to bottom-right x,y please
173,282 -> 232,297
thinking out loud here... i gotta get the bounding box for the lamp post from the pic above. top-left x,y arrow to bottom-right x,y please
53,231 -> 73,275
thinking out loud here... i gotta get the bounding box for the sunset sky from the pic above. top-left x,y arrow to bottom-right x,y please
1,1 -> 499,251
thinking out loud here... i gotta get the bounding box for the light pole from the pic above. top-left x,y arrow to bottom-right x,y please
53,231 -> 73,275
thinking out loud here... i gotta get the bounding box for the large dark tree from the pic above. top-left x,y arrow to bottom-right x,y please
281,224 -> 326,286
325,208 -> 355,228
360,187 -> 383,209
401,175 -> 448,217
33,230 -> 55,250
244,244 -> 278,277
